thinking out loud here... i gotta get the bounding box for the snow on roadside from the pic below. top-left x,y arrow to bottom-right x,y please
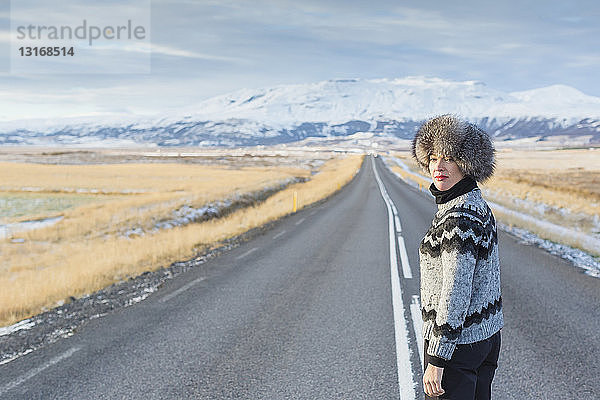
0,216 -> 64,239
121,177 -> 305,238
0,319 -> 36,338
498,223 -> 600,278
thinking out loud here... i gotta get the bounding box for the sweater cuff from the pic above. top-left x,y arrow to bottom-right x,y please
427,335 -> 456,361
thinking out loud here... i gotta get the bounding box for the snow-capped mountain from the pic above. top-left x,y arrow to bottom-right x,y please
186,77 -> 600,123
2,77 -> 600,147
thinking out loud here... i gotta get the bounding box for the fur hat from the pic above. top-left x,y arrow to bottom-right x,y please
412,115 -> 495,182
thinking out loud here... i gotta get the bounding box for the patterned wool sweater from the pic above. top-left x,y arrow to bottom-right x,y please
420,188 -> 503,361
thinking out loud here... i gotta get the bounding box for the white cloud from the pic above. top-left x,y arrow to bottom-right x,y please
88,42 -> 247,63
565,54 -> 600,68
149,43 -> 247,63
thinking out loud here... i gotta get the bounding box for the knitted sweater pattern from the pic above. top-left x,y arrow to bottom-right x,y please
420,188 -> 503,361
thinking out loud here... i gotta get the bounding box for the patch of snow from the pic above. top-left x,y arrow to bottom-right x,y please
500,223 -> 600,278
127,293 -> 151,305
0,319 -> 36,337
0,349 -> 34,366
121,178 -> 301,239
0,216 -> 64,239
54,328 -> 74,338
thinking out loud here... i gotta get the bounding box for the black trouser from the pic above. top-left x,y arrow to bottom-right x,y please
424,330 -> 501,400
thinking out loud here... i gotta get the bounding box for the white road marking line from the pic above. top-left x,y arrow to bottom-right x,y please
0,347 -> 81,396
272,230 -> 286,240
159,277 -> 205,303
373,157 -> 417,400
410,295 -> 424,371
395,215 -> 402,233
397,236 -> 413,279
235,247 -> 258,260
309,210 -> 317,216
295,217 -> 305,225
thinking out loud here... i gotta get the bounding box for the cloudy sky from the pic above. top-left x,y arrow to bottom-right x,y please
0,0 -> 599,121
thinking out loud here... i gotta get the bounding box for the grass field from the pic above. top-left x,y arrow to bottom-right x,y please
0,192 -> 116,223
0,154 -> 364,327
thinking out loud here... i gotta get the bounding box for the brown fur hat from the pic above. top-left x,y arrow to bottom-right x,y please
412,115 -> 495,183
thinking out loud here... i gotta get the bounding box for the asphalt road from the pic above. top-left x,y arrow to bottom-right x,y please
0,156 -> 598,399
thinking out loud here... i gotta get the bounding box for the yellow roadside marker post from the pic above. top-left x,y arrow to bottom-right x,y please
293,191 -> 297,212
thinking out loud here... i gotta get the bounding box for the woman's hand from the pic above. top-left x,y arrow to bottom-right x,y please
423,363 -> 445,397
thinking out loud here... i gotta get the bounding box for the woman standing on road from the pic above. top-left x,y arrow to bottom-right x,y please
412,115 -> 504,400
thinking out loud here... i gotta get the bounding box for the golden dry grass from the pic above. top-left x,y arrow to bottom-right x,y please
0,155 -> 363,327
495,149 -> 600,171
0,161 -> 241,193
486,149 -> 600,217
2,162 -> 310,236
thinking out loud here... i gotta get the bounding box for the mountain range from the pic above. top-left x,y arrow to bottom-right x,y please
2,77 -> 599,148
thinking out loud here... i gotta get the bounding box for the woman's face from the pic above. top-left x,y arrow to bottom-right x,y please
429,154 -> 464,191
